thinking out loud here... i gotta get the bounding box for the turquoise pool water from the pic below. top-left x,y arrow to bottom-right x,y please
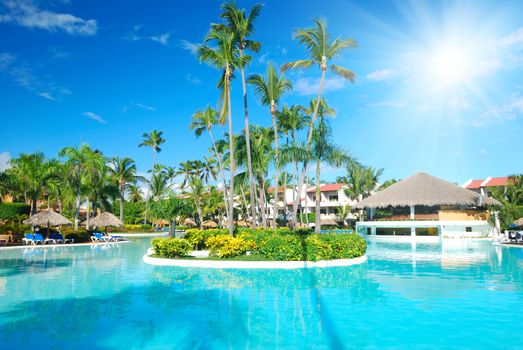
1,238 -> 522,349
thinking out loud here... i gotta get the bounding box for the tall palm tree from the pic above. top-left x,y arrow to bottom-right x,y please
217,1 -> 263,226
162,166 -> 177,189
139,130 -> 165,166
278,105 -> 310,226
199,27 -> 248,235
185,175 -> 206,230
108,157 -> 138,224
189,106 -> 230,220
311,111 -> 351,233
248,63 -> 292,226
282,18 -> 356,226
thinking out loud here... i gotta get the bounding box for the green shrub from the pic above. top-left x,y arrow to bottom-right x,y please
123,224 -> 154,232
0,203 -> 30,221
205,234 -> 256,258
152,238 -> 193,258
185,228 -> 228,250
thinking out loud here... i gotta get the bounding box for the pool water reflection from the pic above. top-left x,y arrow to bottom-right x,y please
0,238 -> 522,349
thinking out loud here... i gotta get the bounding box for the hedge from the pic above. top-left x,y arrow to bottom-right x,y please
152,238 -> 192,258
154,228 -> 367,261
0,203 -> 31,221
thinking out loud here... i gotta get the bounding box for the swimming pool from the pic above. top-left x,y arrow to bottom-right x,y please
1,238 -> 522,349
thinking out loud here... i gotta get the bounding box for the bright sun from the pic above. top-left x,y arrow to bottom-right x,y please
426,45 -> 473,87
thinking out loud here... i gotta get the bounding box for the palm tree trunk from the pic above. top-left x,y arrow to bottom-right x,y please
293,67 -> 326,228
315,160 -> 321,233
74,185 -> 81,230
258,178 -> 267,227
31,197 -> 37,216
271,107 -> 279,229
226,76 -> 235,236
239,49 -> 258,227
208,130 -> 230,221
197,203 -> 203,230
86,198 -> 91,230
119,188 -> 124,224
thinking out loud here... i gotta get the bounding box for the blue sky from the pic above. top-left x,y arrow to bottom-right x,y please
1,0 -> 522,184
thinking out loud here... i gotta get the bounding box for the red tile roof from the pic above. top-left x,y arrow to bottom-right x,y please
483,177 -> 510,187
465,180 -> 484,189
307,183 -> 345,193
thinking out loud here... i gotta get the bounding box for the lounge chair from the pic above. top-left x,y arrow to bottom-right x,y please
0,234 -> 9,246
508,231 -> 518,243
34,233 -> 56,245
23,233 -> 38,245
91,232 -> 113,243
49,233 -> 74,244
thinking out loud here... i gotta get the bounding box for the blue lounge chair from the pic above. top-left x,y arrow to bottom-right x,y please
91,232 -> 113,243
22,233 -> 36,245
34,233 -> 55,245
49,233 -> 74,244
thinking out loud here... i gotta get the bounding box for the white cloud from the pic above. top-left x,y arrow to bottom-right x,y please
0,152 -> 11,172
132,103 -> 156,111
0,0 -> 97,35
293,76 -> 346,96
150,32 -> 171,45
125,25 -> 171,46
480,149 -> 487,155
179,39 -> 200,56
366,69 -> 395,82
449,98 -> 470,109
0,56 -> 70,101
82,111 -> 107,124
258,52 -> 269,64
367,100 -> 405,108
501,27 -> 523,46
472,95 -> 523,127
185,74 -> 202,85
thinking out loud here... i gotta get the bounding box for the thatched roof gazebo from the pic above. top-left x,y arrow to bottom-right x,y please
202,220 -> 218,228
184,218 -> 197,227
514,218 -> 523,228
24,210 -> 72,227
354,172 -> 501,209
236,220 -> 249,227
320,218 -> 338,226
90,212 -> 123,228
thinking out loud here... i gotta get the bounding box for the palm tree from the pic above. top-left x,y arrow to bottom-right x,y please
278,105 -> 310,226
235,126 -> 274,227
248,63 -> 292,226
139,130 -> 165,166
108,157 -> 138,224
189,106 -> 230,220
60,144 -> 104,229
199,27 -> 248,235
128,184 -> 143,203
9,153 -> 58,215
162,166 -> 177,189
185,175 -> 206,230
282,18 -> 356,225
311,114 -> 351,232
217,1 -> 263,227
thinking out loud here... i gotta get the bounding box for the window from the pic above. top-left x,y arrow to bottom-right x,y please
466,227 -> 472,232
329,195 -> 338,202
320,209 -> 327,214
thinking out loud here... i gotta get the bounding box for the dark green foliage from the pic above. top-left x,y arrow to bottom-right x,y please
63,230 -> 91,243
113,201 -> 145,224
0,203 -> 30,220
152,238 -> 193,258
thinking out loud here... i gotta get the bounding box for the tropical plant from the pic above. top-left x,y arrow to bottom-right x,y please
139,130 -> 165,166
108,157 -> 139,224
199,26 -> 248,235
216,1 -> 263,227
282,18 -> 357,226
248,63 -> 292,226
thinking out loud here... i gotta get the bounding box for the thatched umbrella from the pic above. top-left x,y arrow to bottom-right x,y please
320,218 -> 337,226
184,218 -> 197,227
514,218 -> 523,228
90,212 -> 123,232
354,172 -> 501,209
24,210 -> 72,227
202,220 -> 218,228
236,220 -> 249,227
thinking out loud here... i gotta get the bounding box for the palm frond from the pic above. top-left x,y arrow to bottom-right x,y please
331,64 -> 356,82
281,59 -> 314,72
